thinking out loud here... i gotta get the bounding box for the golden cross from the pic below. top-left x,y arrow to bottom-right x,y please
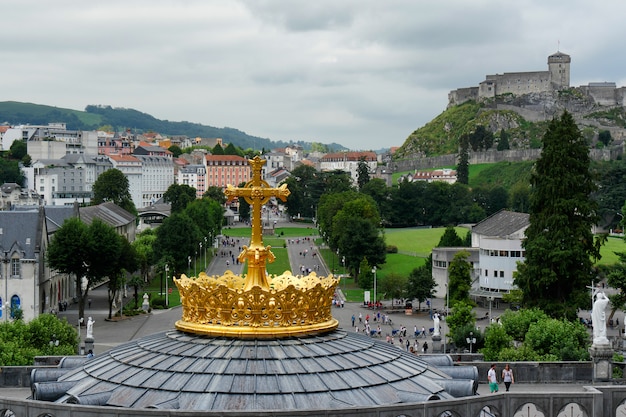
224,156 -> 290,290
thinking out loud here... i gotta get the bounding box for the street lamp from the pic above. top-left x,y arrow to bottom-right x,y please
165,264 -> 169,308
372,266 -> 377,305
188,256 -> 191,274
466,331 -> 476,354
77,317 -> 84,354
199,242 -> 203,273
204,236 -> 208,271
488,296 -> 494,322
49,334 -> 59,348
194,251 -> 197,277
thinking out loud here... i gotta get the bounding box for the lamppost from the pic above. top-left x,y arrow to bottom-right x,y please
165,264 -> 169,308
488,296 -> 494,322
199,242 -> 203,273
49,334 -> 59,348
77,317 -> 84,354
466,331 -> 476,354
372,266 -> 377,305
194,252 -> 197,277
204,236 -> 208,271
444,282 -> 449,353
188,256 -> 191,274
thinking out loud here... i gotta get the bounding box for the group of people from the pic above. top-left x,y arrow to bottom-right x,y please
487,363 -> 514,393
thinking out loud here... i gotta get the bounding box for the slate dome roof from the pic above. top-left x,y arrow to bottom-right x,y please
40,329 -> 476,411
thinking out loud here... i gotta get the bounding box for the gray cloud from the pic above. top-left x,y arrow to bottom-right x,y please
0,0 -> 624,150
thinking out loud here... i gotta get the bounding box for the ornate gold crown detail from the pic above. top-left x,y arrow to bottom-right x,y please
174,156 -> 339,338
174,270 -> 339,338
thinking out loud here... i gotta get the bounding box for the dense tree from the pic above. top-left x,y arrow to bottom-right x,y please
446,300 -> 476,334
335,212 -> 386,278
497,129 -> 510,151
468,125 -> 494,151
92,169 -> 136,215
212,143 -> 225,155
106,235 -> 137,319
356,157 -> 371,190
405,257 -> 437,310
317,190 -> 361,248
357,258 -> 374,291
0,314 -> 77,365
132,229 -> 156,283
163,183 -> 197,213
168,145 -> 183,157
48,218 -> 130,322
223,143 -> 241,156
203,186 -> 227,205
153,213 -> 202,274
437,226 -> 463,247
8,140 -> 27,160
514,111 -> 602,320
508,182 -> 530,213
360,178 -> 393,223
46,218 -> 90,321
598,130 -> 612,147
282,165 -> 318,219
456,134 -> 469,185
447,250 -> 472,306
183,198 -> 223,242
378,273 -> 407,303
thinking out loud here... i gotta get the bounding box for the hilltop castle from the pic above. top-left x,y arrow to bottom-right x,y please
448,51 -> 626,108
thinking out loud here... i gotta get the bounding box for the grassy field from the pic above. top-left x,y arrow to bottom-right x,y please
597,235 -> 626,265
385,227 -> 469,256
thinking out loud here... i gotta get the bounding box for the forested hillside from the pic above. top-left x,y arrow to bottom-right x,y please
0,101 -> 346,151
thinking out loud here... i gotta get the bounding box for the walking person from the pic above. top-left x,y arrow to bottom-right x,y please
502,364 -> 514,392
422,341 -> 428,353
488,364 -> 499,393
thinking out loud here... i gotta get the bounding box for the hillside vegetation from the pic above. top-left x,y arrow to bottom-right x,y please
395,91 -> 626,159
0,101 -> 346,152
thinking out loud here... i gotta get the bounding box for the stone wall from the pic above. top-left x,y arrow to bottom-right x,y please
0,385 -> 611,416
392,147 -> 622,174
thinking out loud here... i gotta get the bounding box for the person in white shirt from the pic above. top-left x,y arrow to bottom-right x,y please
488,363 -> 499,393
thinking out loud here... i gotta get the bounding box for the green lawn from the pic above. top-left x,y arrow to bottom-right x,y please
597,235 -> 626,265
385,227 -> 469,256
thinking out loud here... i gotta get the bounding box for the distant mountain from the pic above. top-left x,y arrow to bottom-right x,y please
0,101 -> 347,152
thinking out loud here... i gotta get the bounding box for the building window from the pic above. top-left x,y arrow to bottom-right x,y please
485,270 -> 488,276
493,270 -> 497,277
499,271 -> 504,278
11,258 -> 20,278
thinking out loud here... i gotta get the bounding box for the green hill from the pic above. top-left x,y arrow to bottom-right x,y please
0,101 -> 346,151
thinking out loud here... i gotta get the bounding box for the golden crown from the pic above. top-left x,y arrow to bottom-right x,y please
174,270 -> 339,338
174,156 -> 339,338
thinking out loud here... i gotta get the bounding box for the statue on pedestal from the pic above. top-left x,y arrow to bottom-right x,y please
86,317 -> 95,340
432,313 -> 440,337
592,289 -> 610,345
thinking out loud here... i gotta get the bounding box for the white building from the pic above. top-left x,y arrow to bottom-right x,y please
30,154 -> 112,206
1,124 -> 97,159
177,164 -> 207,199
319,151 -> 377,185
430,210 -> 529,302
472,210 -> 529,296
108,154 -> 143,210
135,155 -> 174,208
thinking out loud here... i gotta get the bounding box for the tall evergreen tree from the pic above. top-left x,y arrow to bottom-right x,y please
497,129 -> 510,151
356,157 -> 371,190
514,111 -> 602,320
456,134 -> 469,185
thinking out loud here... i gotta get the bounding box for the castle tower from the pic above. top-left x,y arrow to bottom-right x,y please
548,51 -> 571,89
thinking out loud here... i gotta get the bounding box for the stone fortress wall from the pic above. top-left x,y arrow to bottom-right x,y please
448,51 -> 626,108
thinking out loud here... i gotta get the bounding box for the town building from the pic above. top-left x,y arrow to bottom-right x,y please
318,151 -> 377,185
0,183 -> 42,209
204,155 -> 251,189
431,210 -> 529,302
30,154 -> 112,206
398,168 -> 457,184
1,123 -> 98,159
177,164 -> 207,198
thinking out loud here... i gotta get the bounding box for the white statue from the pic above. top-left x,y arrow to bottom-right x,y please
592,290 -> 610,345
432,313 -> 440,337
86,317 -> 94,339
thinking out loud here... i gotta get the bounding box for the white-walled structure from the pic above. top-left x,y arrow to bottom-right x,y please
471,210 -> 529,294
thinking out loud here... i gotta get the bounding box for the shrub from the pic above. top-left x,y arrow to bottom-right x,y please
386,245 -> 398,253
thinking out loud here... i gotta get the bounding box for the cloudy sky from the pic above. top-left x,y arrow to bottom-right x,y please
2,0 -> 625,150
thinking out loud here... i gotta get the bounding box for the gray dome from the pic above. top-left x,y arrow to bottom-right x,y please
41,329 -> 476,411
